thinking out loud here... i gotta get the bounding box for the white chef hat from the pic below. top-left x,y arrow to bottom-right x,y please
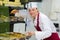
26,2 -> 38,9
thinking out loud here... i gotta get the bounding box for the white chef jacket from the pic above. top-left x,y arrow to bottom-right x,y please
26,12 -> 57,40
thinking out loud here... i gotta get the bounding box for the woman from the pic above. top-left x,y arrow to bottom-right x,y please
26,2 -> 60,40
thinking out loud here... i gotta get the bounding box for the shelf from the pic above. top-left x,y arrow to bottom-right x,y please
10,21 -> 25,24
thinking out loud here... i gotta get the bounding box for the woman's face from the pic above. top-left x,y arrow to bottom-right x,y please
28,8 -> 38,18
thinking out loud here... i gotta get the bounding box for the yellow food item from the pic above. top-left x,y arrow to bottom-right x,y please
0,32 -> 26,39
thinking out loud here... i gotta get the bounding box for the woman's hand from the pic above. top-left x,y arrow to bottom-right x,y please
25,31 -> 35,39
26,31 -> 35,37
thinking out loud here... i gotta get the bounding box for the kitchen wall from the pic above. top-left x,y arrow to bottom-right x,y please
37,0 -> 60,20
37,0 -> 52,16
51,0 -> 60,35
